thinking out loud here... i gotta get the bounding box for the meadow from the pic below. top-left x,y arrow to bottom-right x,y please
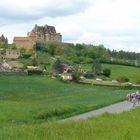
0,76 -> 133,136
2,107 -> 140,140
78,63 -> 140,83
0,76 -> 130,122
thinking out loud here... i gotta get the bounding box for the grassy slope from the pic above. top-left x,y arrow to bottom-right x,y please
0,76 -> 131,125
78,63 -> 140,83
103,64 -> 140,83
1,107 -> 140,140
0,76 -> 136,139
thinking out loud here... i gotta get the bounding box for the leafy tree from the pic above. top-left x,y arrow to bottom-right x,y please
31,58 -> 38,66
47,43 -> 56,56
53,58 -> 63,74
102,68 -> 111,77
92,59 -> 102,74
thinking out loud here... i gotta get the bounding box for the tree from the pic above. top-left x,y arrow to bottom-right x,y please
92,59 -> 102,74
102,68 -> 111,77
72,71 -> 81,82
46,43 -> 56,56
31,58 -> 38,66
53,58 -> 63,74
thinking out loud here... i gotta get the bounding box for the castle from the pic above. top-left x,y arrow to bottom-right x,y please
13,24 -> 62,50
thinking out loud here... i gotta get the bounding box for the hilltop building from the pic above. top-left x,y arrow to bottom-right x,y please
13,24 -> 62,50
0,34 -> 8,45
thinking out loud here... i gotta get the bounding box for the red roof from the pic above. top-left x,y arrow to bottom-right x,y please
14,37 -> 29,41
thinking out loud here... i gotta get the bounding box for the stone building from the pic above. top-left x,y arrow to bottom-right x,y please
13,24 -> 62,50
0,49 -> 21,59
5,49 -> 21,59
0,34 -> 8,45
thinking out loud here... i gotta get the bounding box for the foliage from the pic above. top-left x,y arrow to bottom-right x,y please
102,68 -> 111,77
116,76 -> 129,83
71,71 -> 81,82
30,58 -> 38,66
92,59 -> 102,74
35,43 -> 44,51
53,58 -> 63,74
10,43 -> 17,49
83,71 -> 95,79
46,42 -> 56,56
27,70 -> 43,75
20,48 -> 26,54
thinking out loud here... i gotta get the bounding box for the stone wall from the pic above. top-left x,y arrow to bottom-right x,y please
13,38 -> 35,51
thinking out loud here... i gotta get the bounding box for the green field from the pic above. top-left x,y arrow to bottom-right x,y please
0,76 -> 133,139
2,107 -> 140,140
78,63 -> 140,83
103,64 -> 140,83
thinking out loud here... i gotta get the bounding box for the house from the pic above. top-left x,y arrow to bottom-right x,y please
60,73 -> 72,81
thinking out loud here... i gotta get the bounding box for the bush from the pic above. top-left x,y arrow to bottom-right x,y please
116,76 -> 129,83
27,70 -> 43,75
72,72 -> 81,82
102,68 -> 111,77
22,54 -> 32,59
83,71 -> 95,79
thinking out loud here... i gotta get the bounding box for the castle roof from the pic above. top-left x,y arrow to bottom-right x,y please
44,25 -> 56,34
32,24 -> 57,34
14,37 -> 29,41
32,24 -> 44,33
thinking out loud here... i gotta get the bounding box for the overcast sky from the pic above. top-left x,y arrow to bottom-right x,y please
0,0 -> 140,52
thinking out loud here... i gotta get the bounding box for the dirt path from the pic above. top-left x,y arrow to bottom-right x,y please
61,101 -> 139,122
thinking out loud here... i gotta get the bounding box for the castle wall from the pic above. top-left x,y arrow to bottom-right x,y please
45,33 -> 62,42
14,37 -> 35,51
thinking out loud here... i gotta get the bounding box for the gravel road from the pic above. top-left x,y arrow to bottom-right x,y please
61,101 -> 139,122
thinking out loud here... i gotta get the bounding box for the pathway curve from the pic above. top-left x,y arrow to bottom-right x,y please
61,101 -> 139,122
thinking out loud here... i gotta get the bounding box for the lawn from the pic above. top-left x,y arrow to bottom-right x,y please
0,75 -> 134,139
